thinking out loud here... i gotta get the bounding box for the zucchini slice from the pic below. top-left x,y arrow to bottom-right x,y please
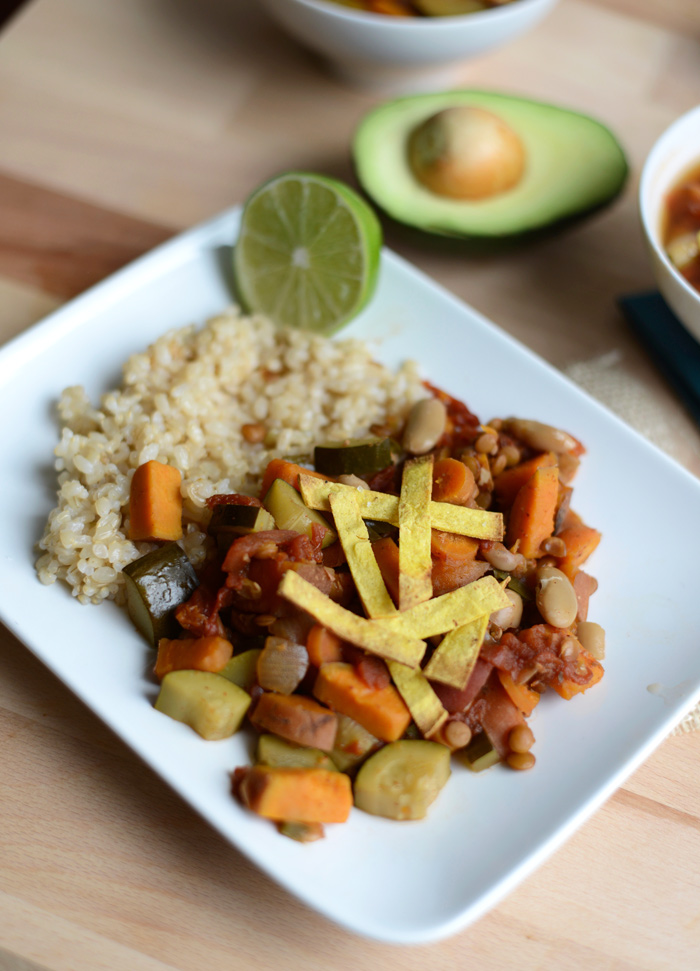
122,543 -> 198,647
314,437 -> 393,477
263,478 -> 337,548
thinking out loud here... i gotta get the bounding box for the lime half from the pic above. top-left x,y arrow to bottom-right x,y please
233,172 -> 382,335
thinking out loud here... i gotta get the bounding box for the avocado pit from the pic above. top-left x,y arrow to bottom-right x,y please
407,105 -> 526,201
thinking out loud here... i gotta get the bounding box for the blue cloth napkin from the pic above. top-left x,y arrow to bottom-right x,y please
618,291 -> 700,427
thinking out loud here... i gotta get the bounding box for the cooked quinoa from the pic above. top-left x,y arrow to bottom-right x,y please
35,307 -> 425,604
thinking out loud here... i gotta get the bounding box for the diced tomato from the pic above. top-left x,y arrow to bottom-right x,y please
222,529 -> 298,575
355,654 -> 391,691
477,672 -> 526,758
206,493 -> 262,508
431,657 -> 493,714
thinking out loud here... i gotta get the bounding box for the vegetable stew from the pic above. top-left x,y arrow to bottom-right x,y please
125,386 -> 604,841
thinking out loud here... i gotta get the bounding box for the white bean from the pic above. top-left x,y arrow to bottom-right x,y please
337,474 -> 369,490
505,418 -> 578,455
577,621 -> 606,659
536,565 -> 577,629
402,398 -> 447,455
490,589 -> 523,631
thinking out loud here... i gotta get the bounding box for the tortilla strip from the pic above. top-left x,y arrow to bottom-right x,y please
329,490 -> 396,619
375,575 -> 510,640
388,660 -> 448,738
423,614 -> 489,689
398,454 -> 433,611
278,570 -> 425,668
299,475 -> 503,541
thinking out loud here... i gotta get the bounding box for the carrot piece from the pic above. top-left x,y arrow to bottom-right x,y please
551,649 -> 604,700
237,766 -> 352,823
430,530 -> 479,562
431,457 -> 475,506
129,460 -> 182,541
250,692 -> 338,751
371,536 -> 400,606
313,661 -> 411,742
154,635 -> 233,679
555,524 -> 602,580
497,670 -> 540,715
259,459 -> 330,499
506,465 -> 559,559
493,452 -> 557,508
429,529 -> 484,596
306,625 -> 344,668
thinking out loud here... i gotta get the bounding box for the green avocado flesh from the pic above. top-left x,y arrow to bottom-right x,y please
353,90 -> 628,238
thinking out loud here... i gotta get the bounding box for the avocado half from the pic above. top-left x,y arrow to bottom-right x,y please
352,90 -> 629,239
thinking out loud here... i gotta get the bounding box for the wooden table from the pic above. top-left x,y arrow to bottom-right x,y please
1,1 -> 700,968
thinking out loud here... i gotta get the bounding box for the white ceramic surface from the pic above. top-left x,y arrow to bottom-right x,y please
640,103 -> 700,342
1,207 -> 700,943
260,0 -> 559,90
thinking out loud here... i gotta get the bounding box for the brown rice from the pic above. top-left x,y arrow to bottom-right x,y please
35,307 -> 425,604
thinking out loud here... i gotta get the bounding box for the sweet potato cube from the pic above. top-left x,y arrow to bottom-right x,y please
250,692 -> 338,752
555,524 -> 602,579
237,766 -> 352,823
129,460 -> 182,541
306,625 -> 344,668
313,661 -> 411,743
506,465 -> 559,559
552,649 -> 604,699
493,452 -> 557,508
155,635 -> 233,679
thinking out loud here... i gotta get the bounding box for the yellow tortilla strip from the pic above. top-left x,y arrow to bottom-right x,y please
299,475 -> 503,541
398,454 -> 433,611
329,490 -> 396,619
277,570 -> 424,668
423,614 -> 489,689
428,501 -> 502,540
388,661 -> 448,738
375,575 -> 511,640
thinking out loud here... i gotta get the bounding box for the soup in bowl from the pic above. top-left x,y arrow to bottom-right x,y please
640,104 -> 700,342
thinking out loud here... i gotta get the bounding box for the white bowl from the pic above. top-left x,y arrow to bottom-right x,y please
261,0 -> 559,91
639,104 -> 700,342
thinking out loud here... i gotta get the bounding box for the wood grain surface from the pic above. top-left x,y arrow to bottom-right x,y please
1,1 -> 700,969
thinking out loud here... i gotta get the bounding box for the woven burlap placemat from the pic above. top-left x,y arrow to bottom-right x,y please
565,349 -> 700,735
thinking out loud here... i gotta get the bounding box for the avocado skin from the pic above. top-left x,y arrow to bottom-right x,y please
352,90 -> 629,242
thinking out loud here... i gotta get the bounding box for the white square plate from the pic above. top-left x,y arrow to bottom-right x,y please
1,206 -> 699,944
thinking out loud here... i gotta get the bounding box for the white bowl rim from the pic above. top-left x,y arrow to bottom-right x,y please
272,0 -> 555,29
639,103 -> 700,307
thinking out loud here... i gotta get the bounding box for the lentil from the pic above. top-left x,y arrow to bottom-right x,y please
540,535 -> 567,557
443,720 -> 472,749
241,422 -> 266,444
507,751 -> 536,771
508,724 -> 535,753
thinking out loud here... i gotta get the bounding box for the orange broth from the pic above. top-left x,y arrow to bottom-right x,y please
662,162 -> 700,291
